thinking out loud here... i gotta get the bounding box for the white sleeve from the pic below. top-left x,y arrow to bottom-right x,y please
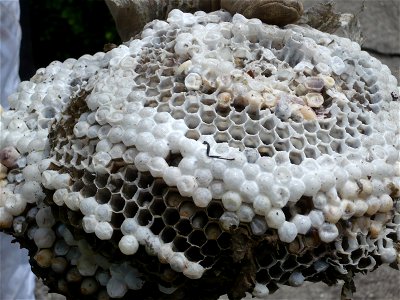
0,0 -> 22,109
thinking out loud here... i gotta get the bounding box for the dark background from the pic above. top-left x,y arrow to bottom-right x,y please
20,0 -> 119,81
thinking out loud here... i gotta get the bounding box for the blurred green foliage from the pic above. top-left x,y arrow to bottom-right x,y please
29,0 -> 120,68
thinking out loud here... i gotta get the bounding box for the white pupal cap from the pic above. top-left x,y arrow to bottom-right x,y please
278,221 -> 298,243
119,235 -> 139,255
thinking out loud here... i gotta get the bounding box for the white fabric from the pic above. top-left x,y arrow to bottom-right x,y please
0,0 -> 22,109
0,1 -> 36,299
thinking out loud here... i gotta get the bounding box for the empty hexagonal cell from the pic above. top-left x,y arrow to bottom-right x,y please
297,252 -> 314,265
329,126 -> 345,139
171,93 -> 185,106
178,201 -> 197,219
256,269 -> 270,284
243,135 -> 261,148
95,174 -> 109,189
303,121 -> 319,133
275,125 -> 290,139
214,117 -> 232,131
214,132 -> 230,143
124,166 -> 138,182
259,130 -> 276,145
268,263 -> 283,280
149,179 -> 168,196
255,242 -> 275,267
304,146 -> 319,159
273,139 -> 291,152
184,114 -> 201,129
185,129 -> 200,140
258,145 -> 275,157
184,98 -> 200,113
345,137 -> 361,149
157,103 -> 171,112
290,136 -> 305,150
200,107 -> 216,124
95,188 -> 112,204
305,133 -> 317,145
162,208 -> 180,226
229,140 -> 245,151
330,140 -> 344,153
317,143 -> 331,154
136,191 -> 153,207
206,201 -> 224,219
205,223 -> 221,240
137,172 -> 154,188
289,150 -> 304,165
123,201 -> 139,218
191,211 -> 208,229
173,236 -> 191,252
199,124 -> 216,135
160,226 -> 176,243
82,170 -> 96,184
110,212 -> 125,228
281,255 -> 299,271
80,183 -> 97,198
229,126 -> 245,140
229,111 -> 247,125
217,232 -> 231,249
201,240 -> 220,257
121,183 -> 138,200
164,190 -> 186,207
188,230 -> 207,247
171,109 -> 185,119
149,197 -> 166,216
185,246 -> 204,262
137,209 -> 153,226
150,217 -> 165,235
175,219 -> 192,236
110,194 -> 125,212
261,116 -> 276,130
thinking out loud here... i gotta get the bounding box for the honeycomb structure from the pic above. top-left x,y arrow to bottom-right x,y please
0,9 -> 399,300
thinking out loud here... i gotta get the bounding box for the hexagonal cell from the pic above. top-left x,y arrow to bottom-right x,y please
297,252 -> 314,265
173,236 -> 190,252
171,93 -> 185,106
255,242 -> 275,267
121,183 -> 138,200
206,201 -> 224,219
261,115 -> 276,130
110,194 -> 125,212
188,230 -> 207,247
217,232 -> 231,249
275,125 -> 290,139
185,246 -> 204,262
317,143 -> 331,154
95,188 -> 112,204
243,135 -> 261,148
136,191 -> 153,207
184,114 -> 201,129
229,125 -> 245,140
150,217 -> 165,235
124,166 -> 138,182
259,130 -> 276,145
304,146 -> 319,159
164,190 -> 185,208
214,117 -> 232,131
213,132 -> 230,143
185,129 -> 200,140
268,263 -> 283,280
205,223 -> 221,240
258,145 -> 275,157
171,109 -> 185,119
82,170 -> 96,184
345,137 -> 361,149
305,133 -> 317,145
178,201 -> 197,219
110,212 -> 125,228
228,140 -> 245,151
95,174 -> 109,189
175,219 -> 192,236
281,255 -> 299,271
289,150 -> 304,165
256,269 -> 270,285
329,126 -> 345,139
149,197 -> 166,216
80,183 -> 97,198
199,124 -> 216,135
162,208 -> 180,226
273,139 -> 291,152
289,136 -> 305,150
160,226 -> 176,243
138,209 -> 153,226
191,211 -> 208,229
200,107 -> 216,124
330,140 -> 344,154
123,201 -> 139,218
201,240 -> 220,256
303,121 -> 319,133
137,172 -> 155,189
